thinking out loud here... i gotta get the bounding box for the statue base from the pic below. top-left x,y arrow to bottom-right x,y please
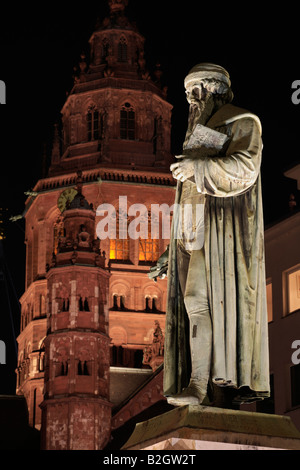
122,405 -> 300,450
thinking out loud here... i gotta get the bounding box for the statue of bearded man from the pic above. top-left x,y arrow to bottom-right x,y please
163,63 -> 270,406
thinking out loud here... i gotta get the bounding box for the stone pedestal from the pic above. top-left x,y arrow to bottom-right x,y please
122,405 -> 300,450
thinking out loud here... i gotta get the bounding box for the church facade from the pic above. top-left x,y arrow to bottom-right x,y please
15,0 -> 175,449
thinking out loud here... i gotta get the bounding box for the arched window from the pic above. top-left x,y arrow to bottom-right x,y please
111,294 -> 126,311
84,297 -> 90,311
77,360 -> 89,376
56,361 -> 68,377
102,38 -> 110,62
120,103 -> 135,140
118,36 -> 127,62
87,105 -> 101,141
145,296 -> 159,312
62,298 -> 69,312
78,296 -> 89,311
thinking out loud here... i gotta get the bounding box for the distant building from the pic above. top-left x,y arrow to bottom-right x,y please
0,80 -> 5,105
261,164 -> 300,430
0,341 -> 6,365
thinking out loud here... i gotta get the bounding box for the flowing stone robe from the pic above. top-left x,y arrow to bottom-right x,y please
163,103 -> 270,402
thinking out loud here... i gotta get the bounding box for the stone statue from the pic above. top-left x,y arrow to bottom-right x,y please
160,63 -> 270,406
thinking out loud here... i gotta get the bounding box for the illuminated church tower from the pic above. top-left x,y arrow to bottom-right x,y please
49,0 -> 172,175
16,0 -> 175,445
40,176 -> 111,450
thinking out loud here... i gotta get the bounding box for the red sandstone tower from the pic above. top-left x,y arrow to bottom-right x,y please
16,0 -> 175,443
40,179 -> 111,450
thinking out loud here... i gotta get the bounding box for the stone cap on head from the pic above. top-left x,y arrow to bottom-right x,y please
184,63 -> 231,90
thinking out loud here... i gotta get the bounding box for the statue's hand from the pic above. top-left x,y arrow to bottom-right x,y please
170,158 -> 194,182
148,245 -> 169,282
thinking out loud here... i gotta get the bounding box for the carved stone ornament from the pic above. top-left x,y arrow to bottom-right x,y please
109,0 -> 128,13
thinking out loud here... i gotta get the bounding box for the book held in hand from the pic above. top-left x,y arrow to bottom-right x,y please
184,124 -> 229,156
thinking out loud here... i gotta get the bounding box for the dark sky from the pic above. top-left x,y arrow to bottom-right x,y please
0,1 -> 300,392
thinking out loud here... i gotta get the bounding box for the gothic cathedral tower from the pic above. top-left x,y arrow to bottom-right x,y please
16,0 -> 175,447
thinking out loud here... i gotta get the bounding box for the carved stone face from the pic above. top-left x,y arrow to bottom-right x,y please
184,80 -> 220,126
185,83 -> 207,105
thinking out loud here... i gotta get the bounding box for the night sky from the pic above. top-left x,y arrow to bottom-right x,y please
0,1 -> 300,393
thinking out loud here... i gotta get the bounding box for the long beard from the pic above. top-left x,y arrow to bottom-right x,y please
184,94 -> 217,147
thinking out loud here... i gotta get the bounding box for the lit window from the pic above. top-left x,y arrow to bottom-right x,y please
266,279 -> 273,322
139,213 -> 159,263
110,238 -> 130,261
284,266 -> 300,314
120,103 -> 135,140
139,238 -> 159,263
110,211 -> 129,261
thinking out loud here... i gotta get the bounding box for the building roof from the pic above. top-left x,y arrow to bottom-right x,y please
67,192 -> 93,211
